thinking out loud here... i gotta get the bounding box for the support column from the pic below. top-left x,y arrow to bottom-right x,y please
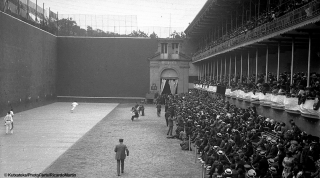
248,51 -> 250,83
207,62 -> 210,79
256,49 -> 258,83
277,42 -> 280,81
198,65 -> 200,80
210,61 -> 212,80
213,60 -> 216,80
229,56 -> 232,86
307,35 -> 311,87
202,64 -> 204,80
204,63 -> 207,80
199,64 -> 202,80
234,55 -> 237,83
290,38 -> 295,85
199,64 -> 201,80
240,53 -> 243,83
225,57 -> 227,82
217,60 -> 219,81
266,46 -> 269,82
220,58 -> 223,82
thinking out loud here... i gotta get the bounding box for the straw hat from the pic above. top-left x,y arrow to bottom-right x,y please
247,169 -> 256,178
259,151 -> 266,157
256,147 -> 262,152
267,137 -> 272,142
244,164 -> 251,169
268,159 -> 275,165
224,168 -> 232,175
291,140 -> 298,145
269,167 -> 277,174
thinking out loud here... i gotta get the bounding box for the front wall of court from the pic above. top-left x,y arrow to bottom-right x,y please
56,37 -> 158,97
0,12 -> 57,116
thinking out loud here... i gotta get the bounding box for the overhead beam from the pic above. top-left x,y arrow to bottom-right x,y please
296,29 -> 320,34
281,34 -> 320,38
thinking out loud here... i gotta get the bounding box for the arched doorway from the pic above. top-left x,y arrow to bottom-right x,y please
160,69 -> 178,95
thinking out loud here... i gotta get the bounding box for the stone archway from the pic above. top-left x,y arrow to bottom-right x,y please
160,69 -> 178,94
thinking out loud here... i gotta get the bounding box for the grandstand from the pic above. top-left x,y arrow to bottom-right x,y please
189,0 -> 320,136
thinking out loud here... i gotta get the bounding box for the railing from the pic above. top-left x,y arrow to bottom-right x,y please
193,0 -> 320,61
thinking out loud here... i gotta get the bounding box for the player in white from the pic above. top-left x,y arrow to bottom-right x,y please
4,112 -> 13,134
71,101 -> 78,113
10,108 -> 14,131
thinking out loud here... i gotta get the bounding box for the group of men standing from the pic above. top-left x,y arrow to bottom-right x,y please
155,95 -> 176,137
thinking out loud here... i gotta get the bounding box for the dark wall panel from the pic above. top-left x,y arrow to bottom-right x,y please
57,37 -> 158,97
0,12 -> 57,116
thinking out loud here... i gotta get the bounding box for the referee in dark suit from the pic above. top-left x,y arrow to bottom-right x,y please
114,139 -> 129,176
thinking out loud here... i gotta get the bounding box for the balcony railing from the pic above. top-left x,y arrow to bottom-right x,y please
193,0 -> 320,61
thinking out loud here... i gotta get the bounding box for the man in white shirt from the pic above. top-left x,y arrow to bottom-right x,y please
4,112 -> 13,134
10,108 -> 14,130
71,101 -> 78,113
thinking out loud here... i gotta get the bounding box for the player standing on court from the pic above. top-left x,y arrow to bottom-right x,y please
4,112 -> 13,134
9,108 -> 14,132
156,103 -> 161,117
71,101 -> 78,113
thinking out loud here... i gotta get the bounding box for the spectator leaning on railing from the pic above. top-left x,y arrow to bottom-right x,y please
193,0 -> 316,60
196,70 -> 320,110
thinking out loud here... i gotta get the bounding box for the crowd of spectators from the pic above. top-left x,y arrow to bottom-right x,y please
163,90 -> 320,178
195,71 -> 320,109
193,0 -> 314,59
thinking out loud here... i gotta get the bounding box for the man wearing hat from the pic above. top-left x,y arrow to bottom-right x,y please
268,166 -> 281,178
234,155 -> 246,172
267,140 -> 278,159
207,160 -> 222,178
114,139 -> 129,176
244,141 -> 254,160
256,151 -> 268,177
216,133 -> 223,146
224,168 -> 232,178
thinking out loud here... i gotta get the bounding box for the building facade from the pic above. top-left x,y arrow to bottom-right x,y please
148,39 -> 191,95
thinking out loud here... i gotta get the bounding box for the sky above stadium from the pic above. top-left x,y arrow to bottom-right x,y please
35,0 -> 206,37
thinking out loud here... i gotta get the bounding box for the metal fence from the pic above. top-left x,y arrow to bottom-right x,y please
57,14 -> 185,38
1,0 -> 185,38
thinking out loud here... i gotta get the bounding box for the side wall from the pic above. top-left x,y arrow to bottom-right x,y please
57,37 -> 158,97
0,12 -> 57,116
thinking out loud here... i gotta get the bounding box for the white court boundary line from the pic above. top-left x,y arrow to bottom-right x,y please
57,96 -> 145,99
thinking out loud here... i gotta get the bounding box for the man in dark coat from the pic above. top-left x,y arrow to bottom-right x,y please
114,139 -> 129,176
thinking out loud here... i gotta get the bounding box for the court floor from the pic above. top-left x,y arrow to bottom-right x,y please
0,102 -> 118,175
1,103 -> 201,178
